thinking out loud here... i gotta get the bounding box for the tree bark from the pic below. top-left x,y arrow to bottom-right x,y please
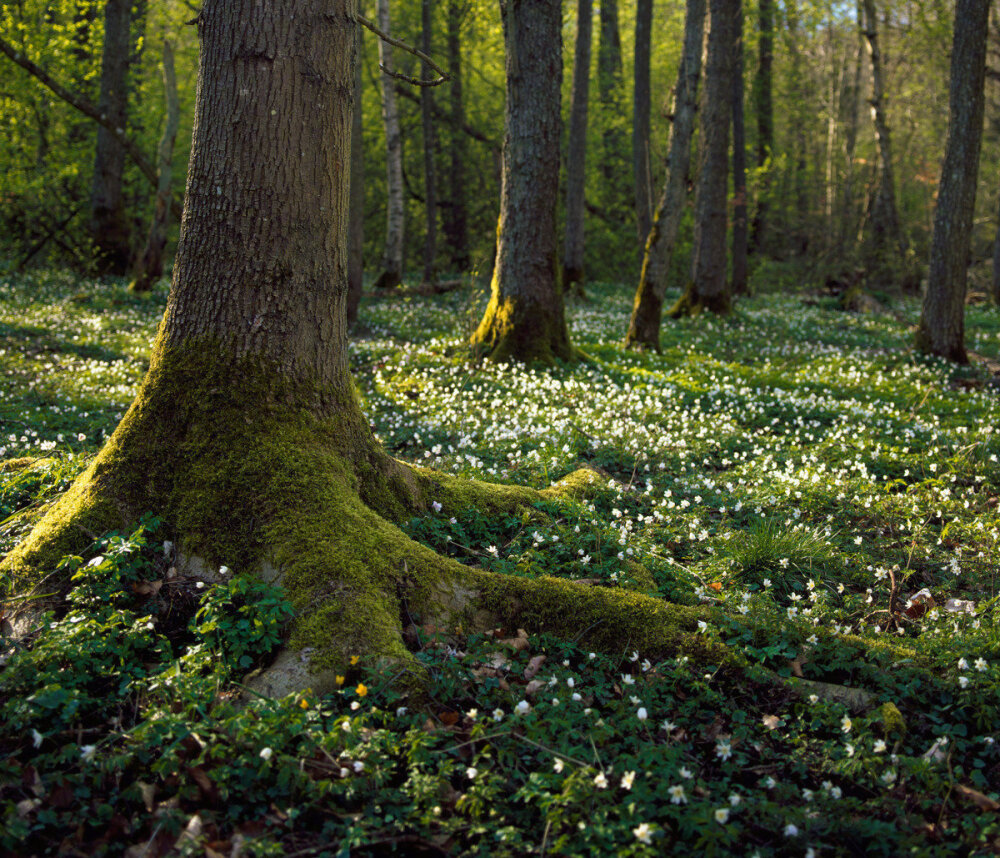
839,10 -> 864,249
420,0 -> 438,285
597,0 -> 627,214
625,0 -> 705,349
671,0 -> 735,318
562,0 -> 593,292
443,0 -> 470,272
89,0 -> 132,275
915,0 -> 990,363
730,2 -> 748,296
373,0 -> 405,289
471,0 -> 572,364
347,24 -> 365,328
749,0 -> 773,254
860,0 -> 905,266
129,40 -> 178,293
632,0 -> 653,247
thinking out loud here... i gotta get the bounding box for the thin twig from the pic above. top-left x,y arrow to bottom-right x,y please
350,12 -> 451,84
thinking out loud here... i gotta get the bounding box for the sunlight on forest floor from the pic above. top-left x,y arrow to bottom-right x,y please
1,269 -> 999,856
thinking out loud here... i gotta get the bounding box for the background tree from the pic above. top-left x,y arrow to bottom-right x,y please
562,0 -> 593,292
420,0 -> 438,286
596,0 -> 627,218
632,0 -> 653,248
470,0 -> 572,364
731,1 -> 748,295
915,0 -> 991,363
625,0 -> 705,349
347,24 -> 365,328
671,0 -> 736,318
443,0 -> 470,271
750,0 -> 774,253
373,0 -> 405,289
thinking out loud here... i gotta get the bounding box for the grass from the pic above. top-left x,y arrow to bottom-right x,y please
1,267 -> 999,856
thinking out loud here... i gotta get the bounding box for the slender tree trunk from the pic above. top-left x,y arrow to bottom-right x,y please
597,0 -> 626,213
374,0 -> 405,289
89,0 -> 132,275
563,0 -> 593,292
673,0 -> 736,317
625,0 -> 706,349
443,0 -> 470,271
915,0 -> 990,363
860,0 -> 905,265
839,11 -> 864,250
347,28 -> 365,328
420,0 -> 438,285
471,0 -> 572,364
993,200 -> 1000,305
785,1 -> 810,255
129,40 -> 178,293
633,0 -> 653,247
750,0 -> 773,254
731,2 -> 748,296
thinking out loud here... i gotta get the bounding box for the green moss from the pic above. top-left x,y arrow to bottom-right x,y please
470,290 -> 575,365
877,701 -> 906,738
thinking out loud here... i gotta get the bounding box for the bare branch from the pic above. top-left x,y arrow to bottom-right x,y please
0,37 -> 183,221
351,11 -> 451,84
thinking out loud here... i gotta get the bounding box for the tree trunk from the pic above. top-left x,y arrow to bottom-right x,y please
839,11 -> 864,249
471,0 -> 572,364
915,0 -> 990,363
443,0 -> 470,272
624,0 -> 705,349
993,199 -> 1000,306
860,0 -> 905,267
347,26 -> 365,328
129,40 -> 178,293
420,0 -> 438,285
89,0 -> 132,275
730,2 -> 748,296
373,0 -> 405,289
597,0 -> 626,214
671,0 -> 735,317
632,0 -> 653,247
749,0 -> 773,254
562,0 -> 593,292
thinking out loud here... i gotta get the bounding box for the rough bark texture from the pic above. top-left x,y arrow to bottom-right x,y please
374,0 -> 405,289
624,0 -> 705,349
443,0 -> 470,271
89,0 -> 132,275
730,3 -> 748,295
471,0 -> 572,364
749,0 -> 773,254
861,0 -> 905,265
347,26 -> 364,328
129,40 -> 178,294
672,0 -> 735,318
420,0 -> 438,285
632,0 -> 653,247
915,0 -> 990,363
562,0 -> 593,292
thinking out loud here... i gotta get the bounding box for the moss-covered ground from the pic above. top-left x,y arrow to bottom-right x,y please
1,268 -> 999,855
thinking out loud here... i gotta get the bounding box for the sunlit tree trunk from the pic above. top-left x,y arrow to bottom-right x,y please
563,0 -> 593,292
373,0 -> 405,289
89,0 -> 132,275
915,0 -> 990,363
671,0 -> 736,317
471,0 -> 572,363
129,40 -> 178,293
633,0 -> 653,247
625,0 -> 705,349
731,3 -> 748,296
750,0 -> 773,254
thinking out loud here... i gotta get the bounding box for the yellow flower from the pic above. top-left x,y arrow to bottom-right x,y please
350,655 -> 360,666
299,699 -> 309,709
355,682 -> 368,697
335,675 -> 345,686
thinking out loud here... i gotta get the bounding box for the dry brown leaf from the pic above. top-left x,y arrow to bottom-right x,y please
136,780 -> 156,813
955,784 -> 1000,812
524,655 -> 547,680
761,714 -> 781,731
439,711 -> 460,727
904,588 -> 936,618
524,679 -> 545,697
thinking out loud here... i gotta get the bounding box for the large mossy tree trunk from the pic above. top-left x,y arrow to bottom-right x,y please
670,0 -> 735,318
562,0 -> 593,293
915,0 -> 990,363
470,0 -> 573,364
632,0 -> 653,249
624,0 -> 705,350
89,0 -> 132,276
373,0 -> 405,290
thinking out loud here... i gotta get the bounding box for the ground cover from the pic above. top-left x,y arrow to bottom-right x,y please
1,269 -> 999,856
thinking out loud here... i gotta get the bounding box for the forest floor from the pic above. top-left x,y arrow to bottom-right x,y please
1,268 -> 999,856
